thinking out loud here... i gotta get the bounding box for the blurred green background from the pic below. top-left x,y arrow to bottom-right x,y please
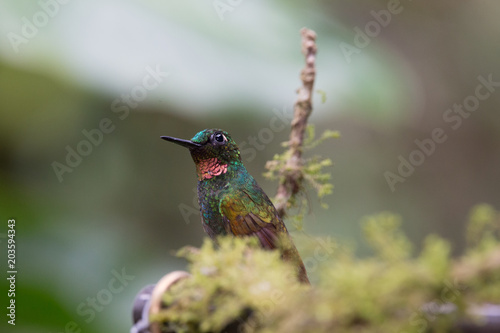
1,0 -> 500,332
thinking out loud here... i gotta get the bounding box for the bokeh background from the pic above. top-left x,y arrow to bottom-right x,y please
1,1 -> 500,332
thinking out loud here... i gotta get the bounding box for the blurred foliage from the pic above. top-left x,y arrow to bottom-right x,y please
155,204 -> 500,332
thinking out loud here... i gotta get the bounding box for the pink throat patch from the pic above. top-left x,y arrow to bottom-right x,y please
197,158 -> 228,180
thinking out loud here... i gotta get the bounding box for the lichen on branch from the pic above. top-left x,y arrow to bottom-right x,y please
265,28 -> 338,221
272,27 -> 317,218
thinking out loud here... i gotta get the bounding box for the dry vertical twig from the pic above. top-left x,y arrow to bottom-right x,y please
274,28 -> 318,218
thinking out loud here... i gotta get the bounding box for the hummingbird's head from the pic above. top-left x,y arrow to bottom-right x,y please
162,129 -> 242,180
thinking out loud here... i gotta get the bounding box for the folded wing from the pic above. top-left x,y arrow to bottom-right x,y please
219,187 -> 282,249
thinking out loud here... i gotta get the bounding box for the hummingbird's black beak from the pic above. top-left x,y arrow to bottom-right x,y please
161,136 -> 202,149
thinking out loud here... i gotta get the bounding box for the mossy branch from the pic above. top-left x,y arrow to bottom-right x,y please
272,27 -> 318,218
150,205 -> 500,332
265,28 -> 338,222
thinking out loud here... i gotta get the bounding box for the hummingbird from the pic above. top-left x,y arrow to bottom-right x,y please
162,128 -> 310,284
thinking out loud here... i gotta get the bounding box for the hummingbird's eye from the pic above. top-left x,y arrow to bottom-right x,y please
214,133 -> 226,143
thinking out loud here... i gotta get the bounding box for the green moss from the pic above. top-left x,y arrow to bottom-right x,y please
466,204 -> 500,249
152,205 -> 500,332
153,237 -> 305,332
264,124 -> 338,226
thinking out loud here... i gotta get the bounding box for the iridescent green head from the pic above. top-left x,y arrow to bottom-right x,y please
161,129 -> 241,166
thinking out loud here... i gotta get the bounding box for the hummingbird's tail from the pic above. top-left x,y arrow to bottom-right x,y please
281,236 -> 310,284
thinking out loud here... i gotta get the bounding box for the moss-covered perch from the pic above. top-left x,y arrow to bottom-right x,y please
149,204 -> 500,333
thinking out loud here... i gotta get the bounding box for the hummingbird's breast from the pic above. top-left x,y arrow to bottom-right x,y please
197,178 -> 229,238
